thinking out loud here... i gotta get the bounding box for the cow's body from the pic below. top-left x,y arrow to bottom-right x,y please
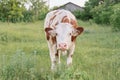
44,9 -> 84,70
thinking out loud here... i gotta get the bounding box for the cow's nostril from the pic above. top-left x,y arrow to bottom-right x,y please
64,44 -> 67,48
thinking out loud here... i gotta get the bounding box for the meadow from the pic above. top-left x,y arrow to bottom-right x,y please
0,20 -> 120,80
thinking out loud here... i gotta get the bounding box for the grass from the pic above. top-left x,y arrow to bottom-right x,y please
0,20 -> 120,80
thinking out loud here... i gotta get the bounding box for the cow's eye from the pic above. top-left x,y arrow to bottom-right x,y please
69,33 -> 72,35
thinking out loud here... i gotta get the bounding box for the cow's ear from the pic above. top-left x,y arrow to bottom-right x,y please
73,27 -> 84,36
45,28 -> 56,37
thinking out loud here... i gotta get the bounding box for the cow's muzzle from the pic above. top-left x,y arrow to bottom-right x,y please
57,43 -> 68,51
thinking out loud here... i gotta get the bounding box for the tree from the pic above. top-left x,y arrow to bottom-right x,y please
28,0 -> 48,20
83,0 -> 100,20
84,0 -> 119,23
90,4 -> 112,24
85,0 -> 99,8
0,0 -> 26,22
0,0 -> 49,22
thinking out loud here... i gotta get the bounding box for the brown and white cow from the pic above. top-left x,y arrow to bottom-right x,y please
44,9 -> 84,70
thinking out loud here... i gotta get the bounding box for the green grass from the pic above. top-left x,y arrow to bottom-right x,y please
0,20 -> 120,80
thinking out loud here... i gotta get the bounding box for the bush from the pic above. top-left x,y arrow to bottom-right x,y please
91,4 -> 112,24
0,0 -> 25,23
73,10 -> 82,19
38,7 -> 49,20
110,3 -> 120,31
0,0 -> 49,23
22,10 -> 34,22
73,10 -> 92,21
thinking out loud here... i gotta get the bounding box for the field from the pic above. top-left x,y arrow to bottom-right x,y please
0,20 -> 120,80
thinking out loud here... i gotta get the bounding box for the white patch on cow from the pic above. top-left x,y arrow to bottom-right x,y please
55,23 -> 73,50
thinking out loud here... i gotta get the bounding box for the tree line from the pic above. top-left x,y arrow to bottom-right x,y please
0,0 -> 120,31
73,0 -> 120,31
0,0 -> 49,23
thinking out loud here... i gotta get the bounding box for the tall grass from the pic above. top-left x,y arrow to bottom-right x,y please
0,51 -> 36,80
0,21 -> 120,80
0,53 -> 91,80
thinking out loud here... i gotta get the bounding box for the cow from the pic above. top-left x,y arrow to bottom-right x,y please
44,9 -> 84,70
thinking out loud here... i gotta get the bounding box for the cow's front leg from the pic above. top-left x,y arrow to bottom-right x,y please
47,41 -> 57,70
50,53 -> 56,70
55,50 -> 61,64
50,45 -> 57,70
67,44 -> 75,66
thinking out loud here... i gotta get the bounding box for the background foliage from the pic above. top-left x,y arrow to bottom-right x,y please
73,0 -> 120,31
110,3 -> 120,31
0,0 -> 48,23
0,0 -> 120,30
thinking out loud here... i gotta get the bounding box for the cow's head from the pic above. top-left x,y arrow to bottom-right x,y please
45,23 -> 84,51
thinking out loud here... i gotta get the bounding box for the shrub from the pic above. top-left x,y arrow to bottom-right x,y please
91,4 -> 112,24
73,10 -> 92,21
110,3 -> 120,31
38,6 -> 49,20
22,10 -> 34,22
73,10 -> 82,19
0,0 -> 25,23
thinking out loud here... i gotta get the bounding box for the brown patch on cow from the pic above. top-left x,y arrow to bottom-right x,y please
45,28 -> 53,33
58,12 -> 63,15
50,15 -> 56,21
46,35 -> 50,40
55,50 -> 59,57
53,10 -> 59,14
45,28 -> 53,40
54,10 -> 63,16
61,16 -> 70,23
52,36 -> 56,44
53,60 -> 56,63
71,36 -> 77,42
49,15 -> 57,27
76,27 -> 84,35
55,22 -> 58,26
70,19 -> 77,28
71,55 -> 73,57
